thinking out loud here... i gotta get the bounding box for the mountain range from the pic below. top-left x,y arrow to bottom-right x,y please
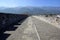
0,7 -> 60,14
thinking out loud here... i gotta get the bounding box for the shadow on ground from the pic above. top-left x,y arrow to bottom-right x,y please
0,13 -> 28,40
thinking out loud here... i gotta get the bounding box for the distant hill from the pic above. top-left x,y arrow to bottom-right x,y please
0,7 -> 60,14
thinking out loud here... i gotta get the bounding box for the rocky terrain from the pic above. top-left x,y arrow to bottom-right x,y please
0,13 -> 28,30
33,15 -> 60,27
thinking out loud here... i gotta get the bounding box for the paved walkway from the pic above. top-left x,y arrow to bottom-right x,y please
5,17 -> 40,40
4,16 -> 60,40
32,16 -> 60,40
32,15 -> 60,28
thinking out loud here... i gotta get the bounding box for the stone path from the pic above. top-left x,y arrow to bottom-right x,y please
5,17 -> 40,40
4,16 -> 60,40
32,15 -> 60,28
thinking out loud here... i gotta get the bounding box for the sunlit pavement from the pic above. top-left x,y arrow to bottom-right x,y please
4,16 -> 60,40
32,15 -> 60,28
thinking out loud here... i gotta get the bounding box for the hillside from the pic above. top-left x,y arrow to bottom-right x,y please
0,13 -> 28,29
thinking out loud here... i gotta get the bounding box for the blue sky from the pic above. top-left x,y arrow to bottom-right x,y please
0,0 -> 60,7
